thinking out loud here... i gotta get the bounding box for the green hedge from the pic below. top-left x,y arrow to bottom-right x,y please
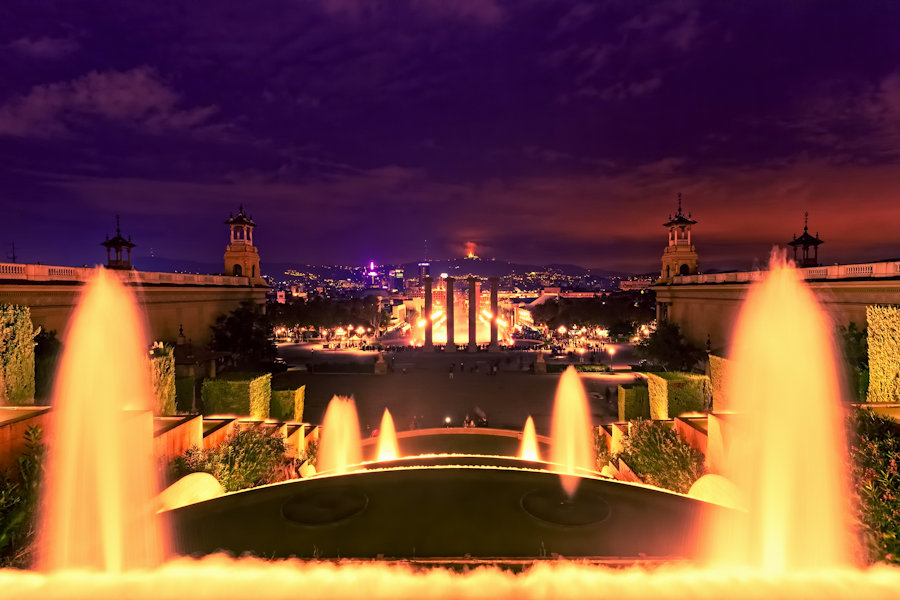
201,372 -> 271,419
175,375 -> 195,413
618,383 -> 650,422
867,306 -> 900,403
271,385 -> 305,422
0,305 -> 35,406
647,372 -> 710,420
150,345 -> 176,416
707,354 -> 732,412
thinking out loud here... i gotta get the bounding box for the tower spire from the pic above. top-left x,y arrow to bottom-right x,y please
804,211 -> 809,233
677,193 -> 683,216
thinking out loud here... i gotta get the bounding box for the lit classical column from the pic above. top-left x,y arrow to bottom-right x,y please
489,277 -> 499,351
445,276 -> 456,352
424,276 -> 434,352
467,276 -> 478,352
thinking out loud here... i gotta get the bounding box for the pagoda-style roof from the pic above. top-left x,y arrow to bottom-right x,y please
788,213 -> 823,247
225,205 -> 256,227
663,193 -> 697,227
100,217 -> 136,249
788,231 -> 823,247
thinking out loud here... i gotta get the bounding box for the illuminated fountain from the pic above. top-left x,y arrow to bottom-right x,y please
317,396 -> 363,474
550,367 -> 595,497
376,408 -> 400,462
4,259 -> 900,598
704,251 -> 854,571
518,416 -> 540,461
38,268 -> 166,572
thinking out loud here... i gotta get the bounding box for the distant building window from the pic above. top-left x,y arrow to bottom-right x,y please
233,264 -> 242,276
679,263 -> 690,276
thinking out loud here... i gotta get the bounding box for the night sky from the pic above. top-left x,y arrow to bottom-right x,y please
3,1 -> 900,274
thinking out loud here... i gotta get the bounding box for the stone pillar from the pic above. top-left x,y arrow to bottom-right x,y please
424,276 -> 434,352
445,276 -> 456,352
467,276 -> 478,352
489,277 -> 499,351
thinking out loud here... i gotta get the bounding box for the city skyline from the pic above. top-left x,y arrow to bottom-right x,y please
4,1 -> 900,272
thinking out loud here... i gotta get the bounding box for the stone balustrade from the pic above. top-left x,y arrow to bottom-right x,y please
672,260 -> 900,285
0,262 -> 251,287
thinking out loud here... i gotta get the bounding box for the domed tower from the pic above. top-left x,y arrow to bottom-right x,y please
224,205 -> 264,284
101,216 -> 136,270
658,193 -> 698,283
787,212 -> 823,268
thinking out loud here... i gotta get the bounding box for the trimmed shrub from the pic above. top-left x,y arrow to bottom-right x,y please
175,376 -> 195,413
0,304 -> 35,406
149,345 -> 176,416
867,306 -> 900,403
707,354 -> 732,412
618,383 -> 650,422
848,409 -> 900,564
617,419 -> 705,493
201,372 -> 271,419
271,385 -> 305,422
647,372 -> 710,420
169,428 -> 289,492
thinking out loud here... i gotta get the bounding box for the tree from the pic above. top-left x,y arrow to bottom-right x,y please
637,322 -> 704,371
839,321 -> 868,370
209,302 -> 276,368
839,321 -> 869,402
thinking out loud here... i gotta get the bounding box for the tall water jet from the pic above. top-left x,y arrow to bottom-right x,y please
550,367 -> 594,496
376,408 -> 400,462
318,396 -> 363,474
38,268 -> 165,572
519,416 -> 540,461
706,250 -> 854,572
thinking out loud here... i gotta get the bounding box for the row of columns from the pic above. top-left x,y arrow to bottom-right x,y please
422,275 -> 499,352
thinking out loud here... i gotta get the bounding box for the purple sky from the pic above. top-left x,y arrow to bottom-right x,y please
3,0 -> 900,273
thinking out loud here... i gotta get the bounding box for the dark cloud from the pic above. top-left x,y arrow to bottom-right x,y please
8,35 -> 79,60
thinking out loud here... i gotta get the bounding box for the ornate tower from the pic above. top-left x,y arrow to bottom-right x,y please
788,212 -> 823,268
101,216 -> 136,270
224,205 -> 264,284
658,193 -> 698,283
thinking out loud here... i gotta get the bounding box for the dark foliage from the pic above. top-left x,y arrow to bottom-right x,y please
33,330 -> 61,403
527,291 -> 655,336
169,428 -> 292,492
849,409 -> 900,564
270,295 -> 384,331
209,302 -> 276,368
617,419 -> 705,493
0,426 -> 44,567
636,322 -> 705,371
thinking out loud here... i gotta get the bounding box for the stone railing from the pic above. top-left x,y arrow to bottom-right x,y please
0,263 -> 251,287
672,260 -> 900,285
